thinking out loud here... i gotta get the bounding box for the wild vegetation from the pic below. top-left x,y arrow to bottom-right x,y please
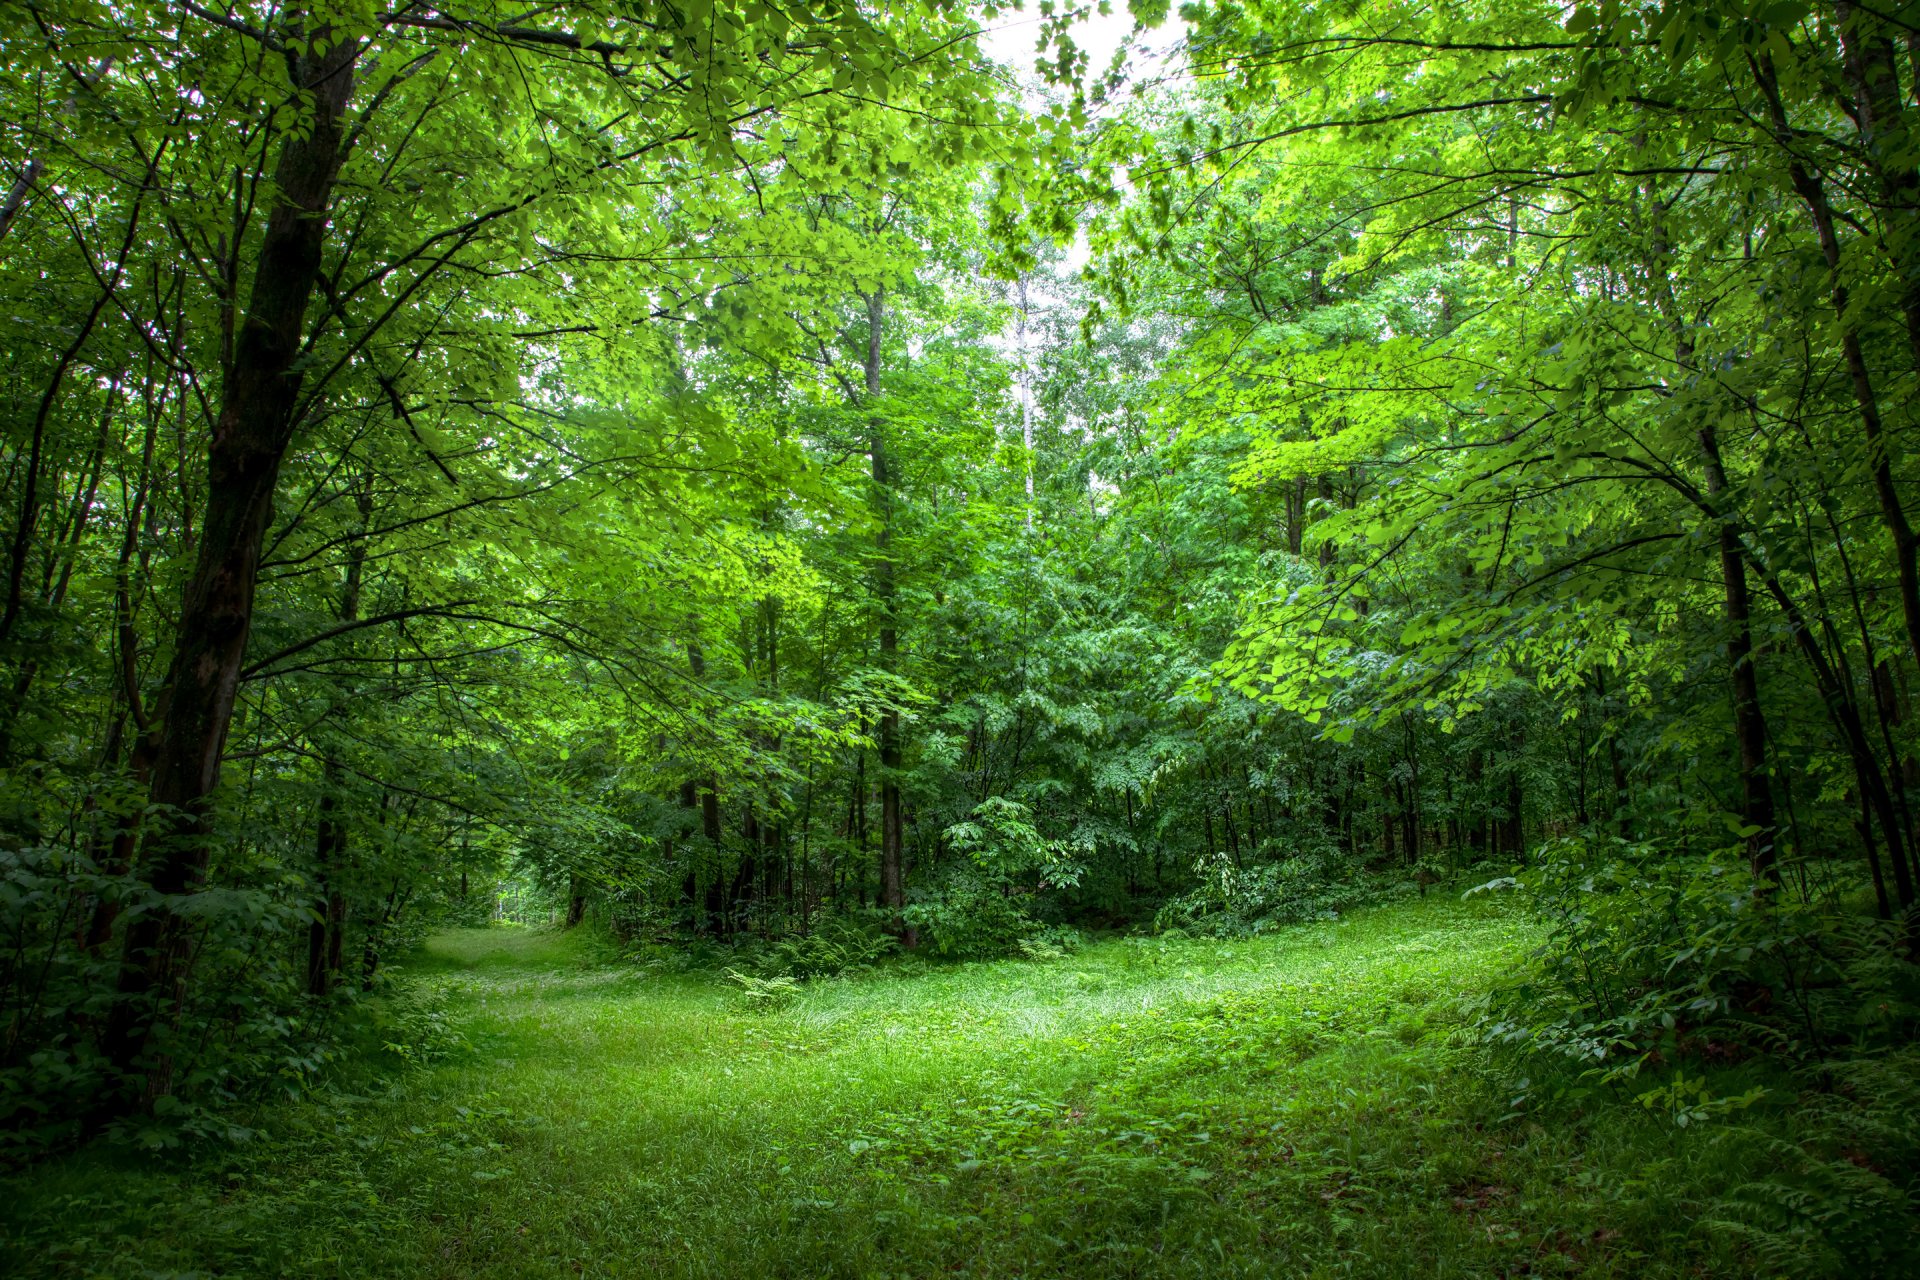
3,0 -> 1919,1274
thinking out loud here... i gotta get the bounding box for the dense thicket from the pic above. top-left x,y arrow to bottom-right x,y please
2,0 -> 1917,1157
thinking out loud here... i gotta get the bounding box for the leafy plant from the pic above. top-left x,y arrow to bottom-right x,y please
1476,838 -> 1917,1093
903,870 -> 1038,960
1154,850 -> 1385,937
756,917 -> 897,980
723,969 -> 801,1011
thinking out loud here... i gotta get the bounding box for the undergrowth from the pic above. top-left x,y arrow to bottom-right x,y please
1,892 -> 1914,1278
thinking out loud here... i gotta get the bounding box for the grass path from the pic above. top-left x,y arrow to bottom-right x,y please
6,895 -> 1764,1277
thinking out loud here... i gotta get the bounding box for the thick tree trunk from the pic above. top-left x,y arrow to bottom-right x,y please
102,35 -> 361,1092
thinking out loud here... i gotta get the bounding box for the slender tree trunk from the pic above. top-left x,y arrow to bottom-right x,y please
863,288 -> 913,946
307,495 -> 367,997
306,781 -> 346,995
1502,768 -> 1524,864
1647,185 -> 1779,881
1752,51 -> 1920,667
1701,423 -> 1778,882
1837,5 -> 1920,375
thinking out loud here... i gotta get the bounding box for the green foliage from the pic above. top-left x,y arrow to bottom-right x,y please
904,868 -> 1040,960
1701,1048 -> 1920,1279
12,896 -> 1914,1279
724,968 -> 801,1011
1477,838 -> 1919,1103
1154,849 -> 1392,937
754,916 -> 898,981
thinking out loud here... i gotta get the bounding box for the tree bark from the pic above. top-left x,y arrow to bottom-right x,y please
102,33 -> 362,1093
864,289 -> 913,946
1752,51 -> 1920,669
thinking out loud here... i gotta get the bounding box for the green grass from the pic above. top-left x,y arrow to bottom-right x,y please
0,894 -> 1869,1277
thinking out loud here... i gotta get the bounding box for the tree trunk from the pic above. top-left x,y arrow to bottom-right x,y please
864,288 -> 914,946
306,778 -> 347,997
307,495 -> 367,997
1501,768 -> 1524,864
1699,422 -> 1779,883
1752,51 -> 1920,668
102,34 -> 361,1093
566,874 -> 586,929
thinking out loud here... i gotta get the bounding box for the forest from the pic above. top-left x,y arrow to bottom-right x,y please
2,0 -> 1919,1275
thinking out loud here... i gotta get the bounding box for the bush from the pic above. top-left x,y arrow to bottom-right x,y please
756,916 -> 896,980
724,969 -> 800,1010
1016,923 -> 1086,962
1153,848 -> 1382,937
1702,1046 -> 1920,1278
903,869 -> 1036,959
1476,837 -> 1919,1091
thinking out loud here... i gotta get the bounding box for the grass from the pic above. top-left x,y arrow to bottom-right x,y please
0,893 -> 1887,1277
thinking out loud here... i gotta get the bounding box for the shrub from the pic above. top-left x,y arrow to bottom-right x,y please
1153,848 -> 1381,937
1476,837 -> 1918,1091
724,969 -> 800,1010
903,869 -> 1036,959
756,916 -> 896,980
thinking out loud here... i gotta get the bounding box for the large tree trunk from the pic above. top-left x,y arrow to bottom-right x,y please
101,35 -> 361,1094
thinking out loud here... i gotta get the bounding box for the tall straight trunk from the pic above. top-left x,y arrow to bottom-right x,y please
1648,209 -> 1780,882
1700,421 -> 1779,881
102,35 -> 361,1091
1502,768 -> 1524,863
306,779 -> 347,995
1288,476 -> 1305,555
863,289 -> 913,945
677,778 -> 700,931
1595,668 -> 1630,837
84,402 -> 160,953
307,499 -> 366,997
701,783 -> 724,935
1465,748 -> 1487,852
685,635 -> 726,935
1645,173 -> 1780,880
733,807 -> 760,929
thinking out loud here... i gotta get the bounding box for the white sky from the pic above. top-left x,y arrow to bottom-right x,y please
974,4 -> 1160,96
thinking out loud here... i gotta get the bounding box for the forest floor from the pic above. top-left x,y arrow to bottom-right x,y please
4,894 -> 1819,1278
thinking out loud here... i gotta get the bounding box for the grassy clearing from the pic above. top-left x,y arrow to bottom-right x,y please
0,894 -> 1840,1277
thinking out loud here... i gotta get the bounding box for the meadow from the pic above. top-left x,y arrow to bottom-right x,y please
13,892 -> 1898,1279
